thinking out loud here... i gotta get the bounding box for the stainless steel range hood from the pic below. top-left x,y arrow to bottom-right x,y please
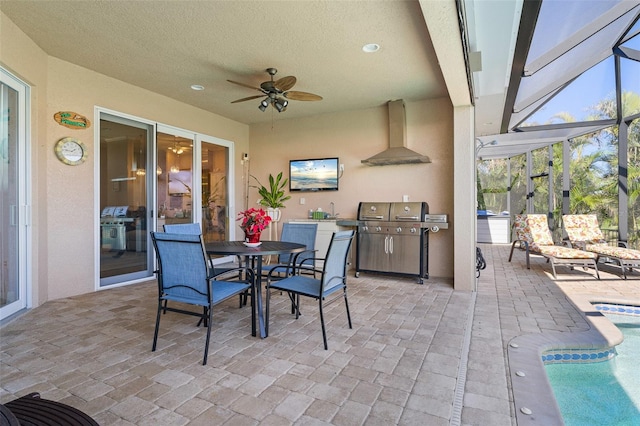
361,100 -> 431,166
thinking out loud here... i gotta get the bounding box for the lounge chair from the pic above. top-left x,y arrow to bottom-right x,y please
563,214 -> 640,279
509,214 -> 599,279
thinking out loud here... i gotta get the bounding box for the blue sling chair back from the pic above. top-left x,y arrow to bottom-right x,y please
163,222 -> 246,304
266,230 -> 354,349
150,231 -> 252,365
236,222 -> 319,309
263,222 -> 318,277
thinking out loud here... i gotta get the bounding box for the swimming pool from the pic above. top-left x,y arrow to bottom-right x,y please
545,311 -> 640,425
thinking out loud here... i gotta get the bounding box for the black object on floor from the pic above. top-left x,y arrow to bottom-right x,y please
476,247 -> 487,277
1,392 -> 99,425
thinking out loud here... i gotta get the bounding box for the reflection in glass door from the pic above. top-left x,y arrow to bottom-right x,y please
157,131 -> 194,231
201,141 -> 229,242
0,69 -> 28,320
99,114 -> 153,286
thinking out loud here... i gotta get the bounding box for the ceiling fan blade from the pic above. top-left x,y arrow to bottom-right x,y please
284,91 -> 323,101
274,76 -> 296,92
231,95 -> 265,103
227,79 -> 263,92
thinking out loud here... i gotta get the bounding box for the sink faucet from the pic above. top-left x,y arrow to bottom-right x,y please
330,202 -> 335,218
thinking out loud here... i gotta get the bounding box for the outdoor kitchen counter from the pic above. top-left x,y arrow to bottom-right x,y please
335,218 -> 359,227
288,219 -> 357,266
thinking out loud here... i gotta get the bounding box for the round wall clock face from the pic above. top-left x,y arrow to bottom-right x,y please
55,137 -> 88,165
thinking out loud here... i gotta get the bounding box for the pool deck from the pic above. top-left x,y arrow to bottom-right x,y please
1,243 -> 639,425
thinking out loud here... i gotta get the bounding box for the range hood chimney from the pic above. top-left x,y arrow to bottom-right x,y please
361,100 -> 431,166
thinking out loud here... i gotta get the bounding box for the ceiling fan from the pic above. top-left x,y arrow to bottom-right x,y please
228,68 -> 322,113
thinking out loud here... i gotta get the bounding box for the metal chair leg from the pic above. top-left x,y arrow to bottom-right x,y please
152,301 -> 162,352
203,305 -> 213,365
318,298 -> 328,350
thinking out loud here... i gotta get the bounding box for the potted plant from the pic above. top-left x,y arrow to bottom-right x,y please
251,172 -> 291,222
237,207 -> 272,243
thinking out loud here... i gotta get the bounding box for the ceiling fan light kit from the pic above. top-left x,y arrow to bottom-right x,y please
228,68 -> 322,113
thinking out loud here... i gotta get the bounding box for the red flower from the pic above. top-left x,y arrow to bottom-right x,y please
237,208 -> 272,234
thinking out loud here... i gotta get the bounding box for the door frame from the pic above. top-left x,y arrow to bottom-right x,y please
94,108 -> 237,289
0,68 -> 31,320
95,108 -> 156,289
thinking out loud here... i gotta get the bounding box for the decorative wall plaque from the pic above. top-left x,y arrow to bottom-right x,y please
54,111 -> 91,129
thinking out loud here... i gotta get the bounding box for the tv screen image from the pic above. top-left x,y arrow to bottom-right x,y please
289,158 -> 339,192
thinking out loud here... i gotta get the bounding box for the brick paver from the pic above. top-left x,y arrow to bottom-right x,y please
1,245 -> 638,425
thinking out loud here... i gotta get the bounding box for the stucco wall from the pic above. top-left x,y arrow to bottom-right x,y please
1,11 -> 50,305
248,99 -> 454,278
44,59 -> 249,300
3,11 -> 251,303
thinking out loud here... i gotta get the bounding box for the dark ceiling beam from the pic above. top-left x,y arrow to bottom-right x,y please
500,0 -> 542,134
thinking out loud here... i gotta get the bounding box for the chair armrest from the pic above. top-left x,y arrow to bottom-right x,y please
299,256 -> 324,268
210,266 -> 253,282
296,257 -> 324,277
618,240 -> 628,248
266,264 -> 294,279
292,249 -> 317,266
265,249 -> 319,279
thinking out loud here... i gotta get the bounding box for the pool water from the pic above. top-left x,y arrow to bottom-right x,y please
545,313 -> 640,425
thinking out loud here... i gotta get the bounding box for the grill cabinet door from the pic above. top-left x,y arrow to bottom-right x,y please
387,233 -> 421,275
357,231 -> 390,272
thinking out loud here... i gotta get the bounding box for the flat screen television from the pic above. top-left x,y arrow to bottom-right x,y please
289,157 -> 339,192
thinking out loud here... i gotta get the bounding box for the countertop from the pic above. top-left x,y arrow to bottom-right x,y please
288,218 -> 359,227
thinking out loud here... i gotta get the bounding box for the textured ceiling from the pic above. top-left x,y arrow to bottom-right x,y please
1,0 -> 453,125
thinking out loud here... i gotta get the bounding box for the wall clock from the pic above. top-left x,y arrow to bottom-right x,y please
54,137 -> 88,165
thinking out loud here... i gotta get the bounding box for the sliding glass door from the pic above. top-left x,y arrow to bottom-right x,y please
0,69 -> 28,320
157,129 -> 194,231
99,113 -> 235,287
99,113 -> 154,286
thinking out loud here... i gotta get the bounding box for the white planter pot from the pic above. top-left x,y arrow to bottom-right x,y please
267,208 -> 281,222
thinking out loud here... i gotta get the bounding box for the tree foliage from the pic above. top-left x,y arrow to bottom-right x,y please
477,91 -> 640,247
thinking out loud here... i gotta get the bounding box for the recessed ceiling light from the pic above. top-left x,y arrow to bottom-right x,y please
362,43 -> 380,53
190,84 -> 205,91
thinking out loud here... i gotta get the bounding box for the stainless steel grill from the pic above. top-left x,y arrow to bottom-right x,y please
356,201 -> 441,284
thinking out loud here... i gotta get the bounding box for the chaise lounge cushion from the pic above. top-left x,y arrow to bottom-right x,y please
562,214 -> 640,259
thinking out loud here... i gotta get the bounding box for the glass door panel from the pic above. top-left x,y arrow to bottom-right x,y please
202,141 -> 229,242
99,114 -> 153,286
0,70 -> 27,319
157,131 -> 194,230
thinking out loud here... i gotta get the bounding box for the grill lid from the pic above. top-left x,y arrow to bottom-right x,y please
358,202 -> 429,221
389,202 -> 428,221
358,202 -> 390,221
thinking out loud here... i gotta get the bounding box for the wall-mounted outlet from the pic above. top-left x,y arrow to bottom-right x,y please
300,197 -> 305,205
243,153 -> 249,160
403,195 -> 409,202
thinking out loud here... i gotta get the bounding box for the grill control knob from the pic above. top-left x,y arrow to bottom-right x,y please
410,227 -> 417,233
362,226 -> 368,232
375,226 -> 382,232
396,227 -> 402,233
431,225 -> 440,233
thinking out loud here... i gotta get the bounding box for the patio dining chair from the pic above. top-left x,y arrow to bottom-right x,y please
150,232 -> 252,365
263,222 -> 318,277
508,214 -> 599,279
240,222 -> 318,307
562,214 -> 640,279
164,222 -> 245,299
163,222 -> 202,234
265,230 -> 354,349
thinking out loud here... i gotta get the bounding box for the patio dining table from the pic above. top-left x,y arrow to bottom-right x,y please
205,240 -> 305,338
